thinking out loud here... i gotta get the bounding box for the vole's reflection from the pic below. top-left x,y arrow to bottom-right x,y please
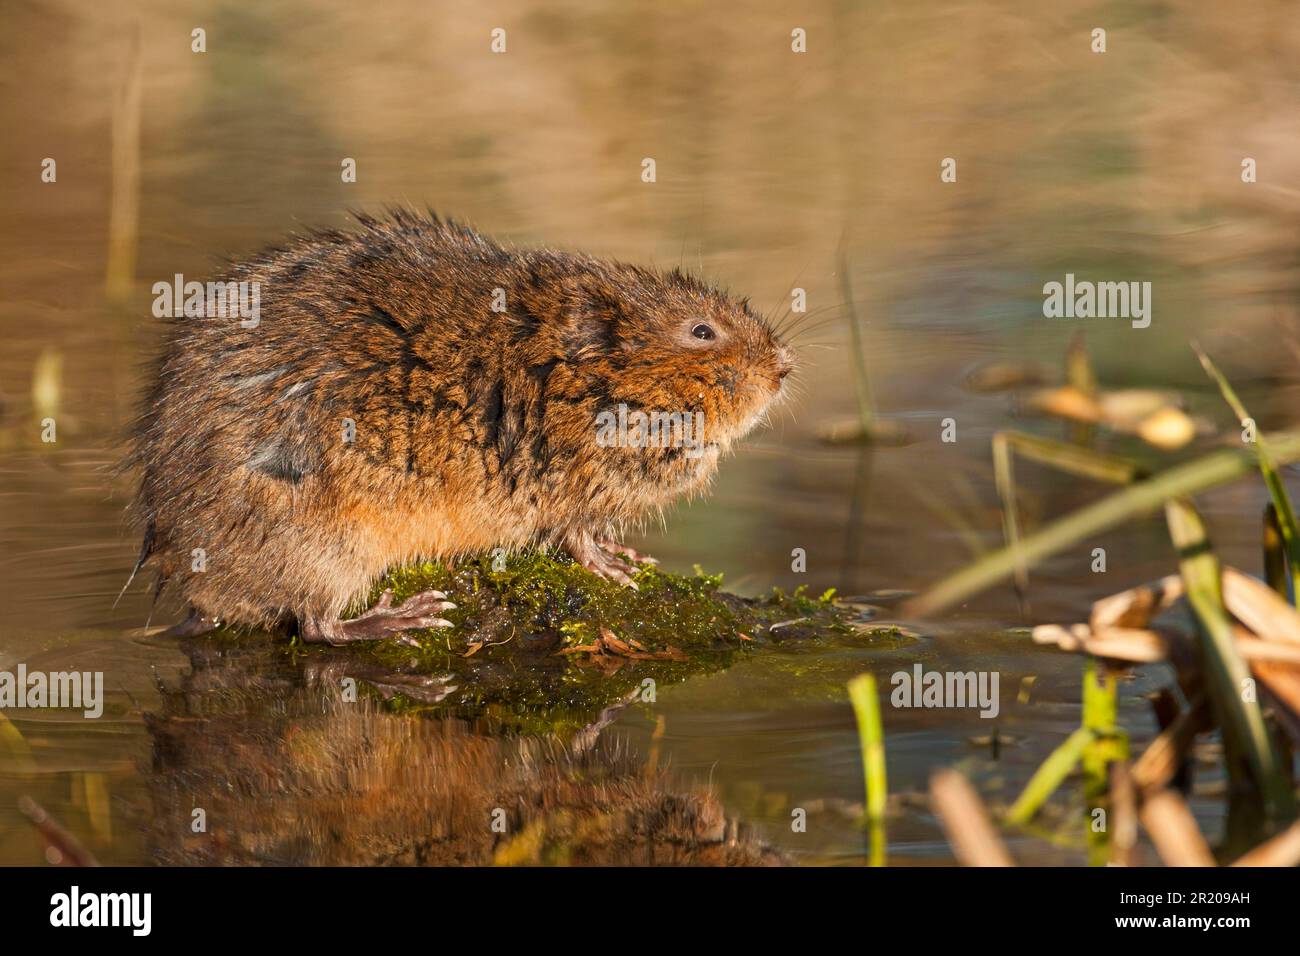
144,634 -> 780,866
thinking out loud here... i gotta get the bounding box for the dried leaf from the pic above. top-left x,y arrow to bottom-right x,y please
930,769 -> 1015,867
598,627 -> 635,656
1136,406 -> 1196,451
1023,385 -> 1104,423
1140,790 -> 1216,866
1090,575 -> 1183,631
1222,567 -> 1300,646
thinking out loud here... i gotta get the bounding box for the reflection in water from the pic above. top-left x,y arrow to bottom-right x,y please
840,447 -> 875,596
145,634 -> 779,866
1,0 -> 1298,864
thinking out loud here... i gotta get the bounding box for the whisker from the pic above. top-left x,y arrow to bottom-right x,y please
776,301 -> 853,335
787,314 -> 859,343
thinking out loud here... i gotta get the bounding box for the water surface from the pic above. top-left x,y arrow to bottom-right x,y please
2,0 -> 1298,865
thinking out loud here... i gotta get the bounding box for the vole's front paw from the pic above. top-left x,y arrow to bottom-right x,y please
595,536 -> 658,567
301,589 -> 457,646
566,533 -> 645,589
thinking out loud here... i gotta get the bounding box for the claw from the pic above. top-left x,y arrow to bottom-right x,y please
594,537 -> 658,566
300,589 -> 458,645
566,532 -> 643,589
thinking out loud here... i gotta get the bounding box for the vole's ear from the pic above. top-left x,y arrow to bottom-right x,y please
562,291 -> 622,358
517,260 -> 624,358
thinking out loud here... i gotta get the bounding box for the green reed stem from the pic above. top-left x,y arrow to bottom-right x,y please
1166,497 -> 1294,824
848,673 -> 887,824
1194,344 -> 1300,603
905,431 -> 1300,618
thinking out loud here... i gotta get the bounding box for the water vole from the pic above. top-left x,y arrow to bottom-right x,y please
128,211 -> 794,643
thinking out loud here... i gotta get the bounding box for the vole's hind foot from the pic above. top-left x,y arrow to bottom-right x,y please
595,537 -> 658,567
566,533 -> 642,589
162,608 -> 221,638
300,589 -> 457,646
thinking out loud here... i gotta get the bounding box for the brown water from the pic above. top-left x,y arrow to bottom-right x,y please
2,0 -> 1299,865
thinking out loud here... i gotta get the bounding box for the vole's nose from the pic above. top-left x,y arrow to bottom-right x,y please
775,345 -> 796,380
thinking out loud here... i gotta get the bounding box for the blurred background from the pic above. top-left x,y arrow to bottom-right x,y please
1,0 -> 1298,864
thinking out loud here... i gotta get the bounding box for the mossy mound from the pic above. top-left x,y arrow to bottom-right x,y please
276,550 -> 874,734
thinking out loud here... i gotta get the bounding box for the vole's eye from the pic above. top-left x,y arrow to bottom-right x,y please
691,323 -> 716,341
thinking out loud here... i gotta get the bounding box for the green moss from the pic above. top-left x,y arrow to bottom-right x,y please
283,550 -> 866,735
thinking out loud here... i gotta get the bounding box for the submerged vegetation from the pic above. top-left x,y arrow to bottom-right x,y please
278,550 -> 877,735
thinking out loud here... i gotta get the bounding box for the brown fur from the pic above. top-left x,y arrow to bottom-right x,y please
129,210 -> 792,630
